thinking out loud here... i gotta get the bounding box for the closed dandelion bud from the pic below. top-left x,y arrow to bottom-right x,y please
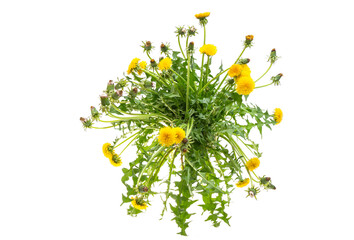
268,48 -> 279,63
188,26 -> 197,36
238,58 -> 250,64
80,117 -> 92,128
182,138 -> 188,144
175,26 -> 187,37
133,87 -> 138,94
265,177 -> 271,181
182,148 -> 188,153
150,59 -> 157,68
271,73 -> 283,86
227,78 -> 235,85
143,80 -> 152,88
249,191 -> 254,198
100,93 -> 110,106
111,90 -> 121,100
244,35 -> 254,48
90,106 -> 100,120
160,43 -> 169,53
139,185 -> 149,193
141,41 -> 153,53
188,42 -> 194,52
107,80 -> 114,92
117,89 -> 123,97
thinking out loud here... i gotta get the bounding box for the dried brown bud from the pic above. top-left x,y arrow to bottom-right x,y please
132,87 -> 138,94
80,117 -> 87,123
265,177 -> 271,181
182,148 -> 188,153
182,138 -> 188,144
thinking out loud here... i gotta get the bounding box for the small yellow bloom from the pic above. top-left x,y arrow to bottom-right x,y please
274,108 -> 283,124
137,61 -> 147,75
246,35 -> 254,41
109,153 -> 122,167
199,44 -> 217,56
236,178 -> 250,188
131,197 -> 148,210
158,126 -> 175,147
228,64 -> 243,78
102,143 -> 113,158
245,158 -> 260,171
236,76 -> 255,95
127,58 -> 140,74
158,57 -> 172,71
173,127 -> 186,144
195,12 -> 210,19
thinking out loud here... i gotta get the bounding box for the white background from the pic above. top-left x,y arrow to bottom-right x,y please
1,0 -> 354,239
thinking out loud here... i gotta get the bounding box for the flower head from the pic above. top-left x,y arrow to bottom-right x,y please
245,157 -> 260,171
131,197 -> 148,210
158,126 -> 176,147
228,64 -> 243,78
127,58 -> 140,74
274,108 -> 283,124
174,127 -> 186,144
102,143 -> 113,158
236,76 -> 255,95
195,12 -> 210,19
236,178 -> 250,188
137,61 -> 147,75
109,153 -> 122,167
199,44 -> 217,56
158,57 -> 172,71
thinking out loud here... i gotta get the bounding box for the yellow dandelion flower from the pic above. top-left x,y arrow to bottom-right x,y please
158,126 -> 175,147
236,76 -> 255,95
199,44 -> 217,56
158,57 -> 172,71
195,12 -> 210,19
241,64 -> 251,75
102,143 -> 113,158
137,61 -> 147,75
127,58 -> 140,74
131,197 -> 148,210
245,157 -> 260,171
236,178 -> 250,188
274,108 -> 283,124
109,153 -> 122,167
173,127 -> 186,144
228,64 -> 243,78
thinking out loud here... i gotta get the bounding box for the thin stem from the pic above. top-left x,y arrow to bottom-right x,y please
199,53 -> 205,91
114,131 -> 141,149
178,36 -> 186,59
186,35 -> 189,49
198,68 -> 229,94
255,82 -> 273,89
186,52 -> 191,119
146,52 -> 152,60
136,146 -> 164,187
119,134 -> 139,156
234,46 -> 247,64
91,126 -> 113,129
255,63 -> 273,83
203,24 -> 206,45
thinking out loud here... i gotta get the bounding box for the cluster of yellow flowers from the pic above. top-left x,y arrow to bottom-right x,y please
228,62 -> 255,95
158,126 -> 186,147
127,58 -> 147,75
102,143 -> 123,167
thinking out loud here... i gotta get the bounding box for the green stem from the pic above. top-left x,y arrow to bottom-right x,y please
92,126 -> 113,129
234,46 -> 247,64
146,52 -> 152,60
186,52 -> 191,119
136,146 -> 164,187
198,68 -> 229,94
203,24 -> 206,45
119,134 -> 139,156
255,82 -> 273,89
255,63 -> 273,83
186,35 -> 189,49
114,131 -> 141,149
199,53 -> 205,91
184,157 -> 225,194
178,36 -> 186,59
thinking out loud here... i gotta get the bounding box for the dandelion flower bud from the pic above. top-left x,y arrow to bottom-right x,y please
100,93 -> 110,106
107,80 -> 114,92
150,59 -> 157,68
244,35 -> 254,48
